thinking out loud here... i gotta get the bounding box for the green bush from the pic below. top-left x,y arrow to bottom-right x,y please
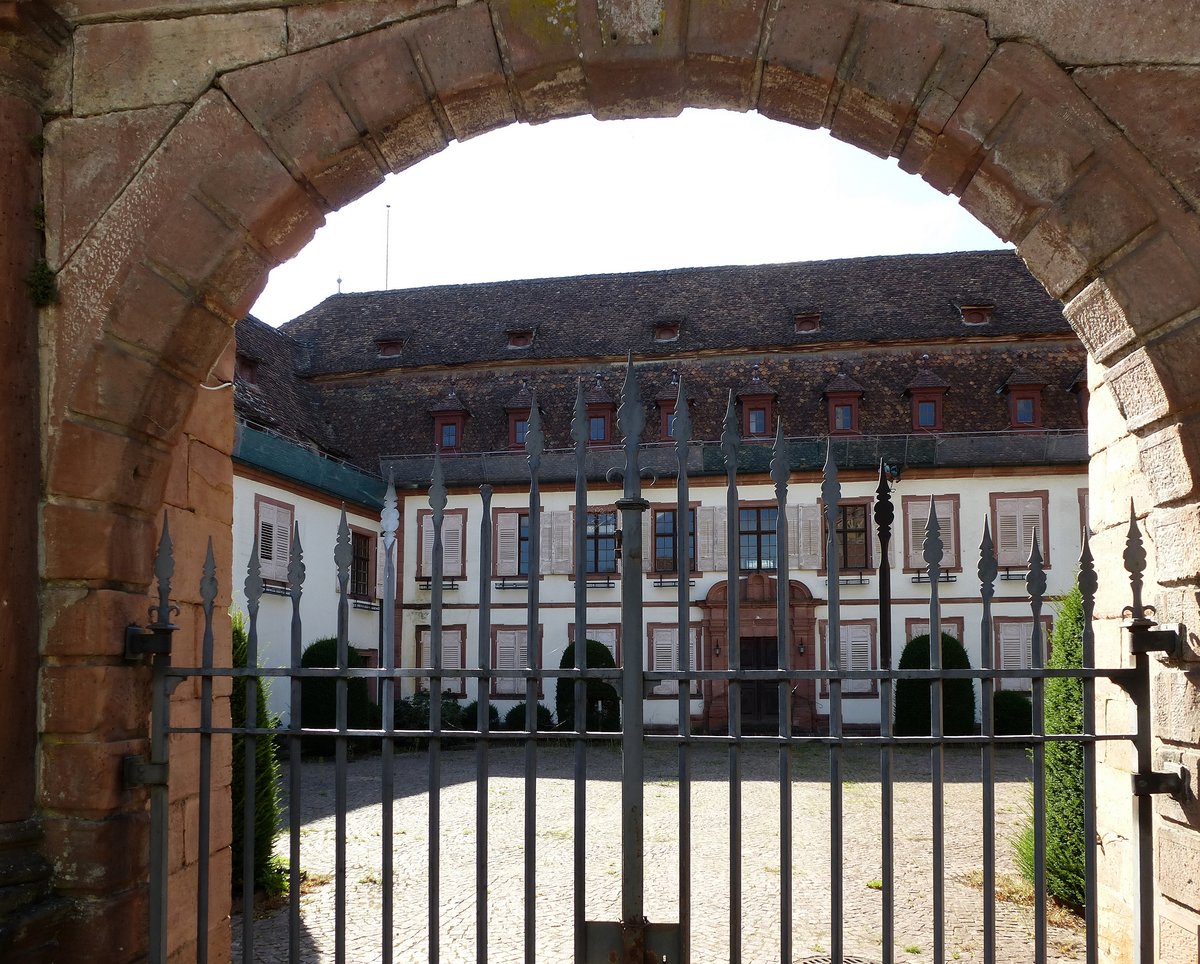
460,700 -> 501,730
300,637 -> 378,755
555,639 -> 621,732
502,702 -> 554,731
230,612 -> 284,896
1017,586 -> 1086,908
894,633 -> 976,736
992,690 -> 1033,735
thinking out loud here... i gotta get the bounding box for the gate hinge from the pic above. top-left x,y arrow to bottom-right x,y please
1126,621 -> 1184,658
1132,764 -> 1187,803
123,755 -> 169,788
124,622 -> 176,660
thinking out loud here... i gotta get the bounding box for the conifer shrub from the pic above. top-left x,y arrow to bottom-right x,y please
1017,586 -> 1086,908
231,612 -> 284,896
555,639 -> 621,732
894,632 -> 976,736
299,637 -> 379,754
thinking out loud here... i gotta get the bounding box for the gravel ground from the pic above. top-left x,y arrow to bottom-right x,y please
231,741 -> 1083,963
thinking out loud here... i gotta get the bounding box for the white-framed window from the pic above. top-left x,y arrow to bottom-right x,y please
820,621 -> 876,695
494,509 -> 573,576
647,625 -> 701,697
992,492 -> 1049,569
993,617 -> 1051,691
255,496 -> 294,583
904,496 -> 960,571
570,623 -> 619,665
492,628 -> 541,697
417,626 -> 466,697
418,509 -> 467,579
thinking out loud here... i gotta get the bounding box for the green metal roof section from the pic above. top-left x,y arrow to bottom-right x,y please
234,424 -> 385,510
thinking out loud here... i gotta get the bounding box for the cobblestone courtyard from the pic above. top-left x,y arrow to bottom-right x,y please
233,743 -> 1082,963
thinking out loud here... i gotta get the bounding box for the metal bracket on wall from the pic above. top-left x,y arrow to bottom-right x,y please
1132,763 -> 1188,804
1127,621 -> 1184,659
123,755 -> 169,788
124,622 -> 175,660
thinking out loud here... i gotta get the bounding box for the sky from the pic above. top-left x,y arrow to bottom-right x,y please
250,108 -> 1006,327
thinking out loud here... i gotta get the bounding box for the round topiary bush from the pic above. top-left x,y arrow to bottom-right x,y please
459,700 -> 501,730
894,632 -> 976,736
300,637 -> 377,755
502,702 -> 554,732
555,639 -> 621,732
992,690 -> 1033,735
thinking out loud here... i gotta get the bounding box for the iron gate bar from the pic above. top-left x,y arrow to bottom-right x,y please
286,523 -> 304,964
771,421 -> 794,964
524,397 -> 543,964
381,477 -> 399,964
335,509 -> 353,964
1079,533 -> 1099,964
616,360 -> 649,959
821,444 -> 845,964
673,377 -> 693,964
978,520 -> 998,963
242,533 -> 263,963
197,541 -> 216,964
720,392 -> 743,964
476,482 -> 493,964
924,501 -> 946,964
875,465 -> 895,963
429,454 -> 447,964
1029,538 -> 1049,964
570,380 -> 589,964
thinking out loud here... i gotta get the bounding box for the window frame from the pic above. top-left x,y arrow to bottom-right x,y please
826,392 -> 861,435
819,619 -> 878,698
821,499 -> 873,573
490,626 -> 544,697
508,409 -> 531,449
433,412 -> 465,453
645,622 -> 702,698
990,490 -> 1051,570
586,403 -> 615,446
1008,389 -> 1043,430
348,524 -> 377,599
253,494 -> 295,584
416,623 -> 468,697
903,616 -> 966,649
740,394 -> 774,439
737,503 -> 779,572
992,615 -> 1054,691
568,622 -> 622,667
650,506 -> 698,575
909,388 -> 946,432
901,494 -> 962,573
583,510 -> 619,575
416,507 -> 469,580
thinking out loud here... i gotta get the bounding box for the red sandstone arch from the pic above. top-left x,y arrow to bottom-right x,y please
14,1 -> 1200,959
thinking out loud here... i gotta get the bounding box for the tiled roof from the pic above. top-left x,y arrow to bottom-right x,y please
906,368 -> 951,391
235,251 -> 1086,473
1002,366 -> 1046,388
279,250 -> 1071,375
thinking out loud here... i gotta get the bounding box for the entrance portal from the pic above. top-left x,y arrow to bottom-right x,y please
739,635 -> 779,732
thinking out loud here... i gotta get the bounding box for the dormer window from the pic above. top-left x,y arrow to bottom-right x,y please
235,353 -> 260,385
429,389 -> 468,453
375,338 -> 405,358
958,304 -> 994,326
905,363 -> 949,433
583,373 -> 615,445
1000,368 -> 1045,431
737,364 -> 776,439
794,312 -> 821,333
506,379 -> 536,448
653,319 -> 682,343
506,328 -> 534,349
824,369 -> 865,436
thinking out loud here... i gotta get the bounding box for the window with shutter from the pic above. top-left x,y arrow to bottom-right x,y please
840,624 -> 874,694
647,625 -> 700,697
419,509 -> 468,579
797,504 -> 822,570
417,627 -> 466,696
997,621 -> 1033,690
375,534 -> 390,600
993,493 -> 1048,568
572,625 -> 620,665
495,511 -> 521,577
255,498 -> 294,583
904,497 -> 959,570
492,629 -> 528,696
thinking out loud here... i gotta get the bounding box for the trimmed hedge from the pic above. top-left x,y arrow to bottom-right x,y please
993,690 -> 1033,735
300,637 -> 380,755
554,639 -> 621,732
894,632 -> 976,736
230,612 -> 283,895
1018,586 -> 1086,908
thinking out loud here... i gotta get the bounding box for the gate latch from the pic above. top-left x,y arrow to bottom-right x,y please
124,622 -> 176,660
1127,621 -> 1184,658
1132,763 -> 1187,803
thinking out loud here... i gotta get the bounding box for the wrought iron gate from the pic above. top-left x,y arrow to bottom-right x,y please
129,363 -> 1187,963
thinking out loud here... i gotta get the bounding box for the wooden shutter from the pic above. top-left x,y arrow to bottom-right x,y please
696,507 -> 718,572
785,505 -> 801,569
258,503 -> 292,582
496,512 -> 520,577
798,504 -> 822,570
420,514 -> 434,577
374,535 -> 386,599
589,627 -> 618,664
838,624 -> 873,694
996,499 -> 1023,567
908,500 -> 956,569
999,622 -> 1032,690
495,629 -> 527,695
1018,497 -> 1044,562
642,509 -> 654,572
651,627 -> 678,696
713,507 -> 728,573
552,512 -> 574,574
442,514 -> 464,578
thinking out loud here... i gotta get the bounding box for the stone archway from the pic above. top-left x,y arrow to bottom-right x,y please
4,1 -> 1200,959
